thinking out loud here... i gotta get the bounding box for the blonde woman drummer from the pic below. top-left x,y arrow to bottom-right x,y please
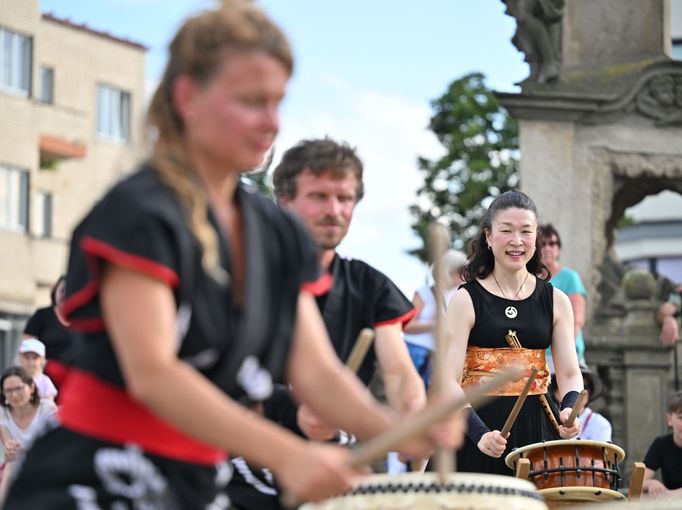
3,3 -> 458,508
436,190 -> 583,475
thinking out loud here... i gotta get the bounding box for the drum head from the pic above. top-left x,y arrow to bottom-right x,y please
301,473 -> 549,510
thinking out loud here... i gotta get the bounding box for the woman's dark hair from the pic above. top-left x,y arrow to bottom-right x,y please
50,275 -> 67,306
539,223 -> 562,248
462,190 -> 549,282
1,366 -> 39,407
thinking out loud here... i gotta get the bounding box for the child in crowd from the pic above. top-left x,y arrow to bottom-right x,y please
642,390 -> 682,498
17,339 -> 57,401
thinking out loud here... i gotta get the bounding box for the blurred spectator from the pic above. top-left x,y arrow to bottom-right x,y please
23,275 -> 71,388
539,224 -> 586,371
642,390 -> 682,498
403,249 -> 467,389
551,363 -> 611,442
17,339 -> 56,401
656,279 -> 681,346
0,366 -> 57,499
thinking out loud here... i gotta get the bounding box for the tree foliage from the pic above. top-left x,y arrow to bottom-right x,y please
409,72 -> 519,261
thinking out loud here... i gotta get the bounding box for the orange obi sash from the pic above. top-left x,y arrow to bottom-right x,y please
462,346 -> 549,396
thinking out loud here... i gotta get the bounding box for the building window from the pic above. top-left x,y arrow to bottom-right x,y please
97,84 -> 130,142
39,65 -> 54,104
31,191 -> 52,238
673,39 -> 682,61
0,27 -> 32,96
0,164 -> 29,232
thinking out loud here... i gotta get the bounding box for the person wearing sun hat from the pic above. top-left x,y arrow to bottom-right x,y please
16,338 -> 57,401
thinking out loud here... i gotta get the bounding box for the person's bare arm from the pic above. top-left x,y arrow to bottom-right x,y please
656,301 -> 679,346
101,264 -> 359,502
551,289 -> 584,438
403,293 -> 432,334
642,468 -> 669,497
375,322 -> 427,416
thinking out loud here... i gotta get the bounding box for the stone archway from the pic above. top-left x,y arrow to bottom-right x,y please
589,149 -> 682,312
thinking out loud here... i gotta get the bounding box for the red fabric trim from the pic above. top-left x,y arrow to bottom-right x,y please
374,307 -> 417,330
81,236 -> 180,288
300,273 -> 333,297
67,317 -> 106,332
58,368 -> 226,465
45,359 -> 69,387
62,281 -> 98,319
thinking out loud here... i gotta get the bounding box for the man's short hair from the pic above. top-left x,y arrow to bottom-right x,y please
668,390 -> 682,414
272,138 -> 364,202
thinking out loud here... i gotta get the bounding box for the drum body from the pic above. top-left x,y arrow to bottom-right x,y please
505,439 -> 627,507
300,472 -> 548,510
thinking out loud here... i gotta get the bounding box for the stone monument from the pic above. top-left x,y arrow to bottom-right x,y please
498,0 -> 682,319
498,0 -> 682,479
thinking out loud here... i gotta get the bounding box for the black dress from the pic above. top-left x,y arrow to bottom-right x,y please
4,166 -> 323,510
456,278 -> 561,476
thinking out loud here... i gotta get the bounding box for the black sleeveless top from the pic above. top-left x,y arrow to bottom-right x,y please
463,278 -> 554,350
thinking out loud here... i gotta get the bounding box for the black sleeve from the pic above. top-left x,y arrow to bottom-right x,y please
643,436 -> 664,471
23,307 -> 50,336
62,180 -> 183,329
369,267 -> 415,328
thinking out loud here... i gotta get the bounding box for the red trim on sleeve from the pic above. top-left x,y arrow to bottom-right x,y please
374,307 -> 417,330
300,273 -> 333,297
81,236 -> 180,288
58,368 -> 226,465
62,281 -> 99,320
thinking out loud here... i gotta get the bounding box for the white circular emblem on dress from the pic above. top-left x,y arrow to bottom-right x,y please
505,306 -> 518,318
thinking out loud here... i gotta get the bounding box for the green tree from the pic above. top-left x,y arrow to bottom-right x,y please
409,72 -> 519,261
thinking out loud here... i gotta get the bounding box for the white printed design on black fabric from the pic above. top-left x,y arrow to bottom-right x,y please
68,445 -> 177,510
231,457 -> 277,495
237,356 -> 273,401
175,302 -> 192,348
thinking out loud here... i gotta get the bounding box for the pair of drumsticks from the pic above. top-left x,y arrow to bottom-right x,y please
503,330 -> 586,435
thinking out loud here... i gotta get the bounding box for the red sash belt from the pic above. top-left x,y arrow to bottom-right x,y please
462,346 -> 550,396
58,368 -> 226,465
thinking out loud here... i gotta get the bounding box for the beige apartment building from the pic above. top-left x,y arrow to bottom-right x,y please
0,0 -> 146,364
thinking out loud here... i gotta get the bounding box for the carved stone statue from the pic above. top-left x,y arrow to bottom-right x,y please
503,0 -> 565,84
635,73 -> 682,125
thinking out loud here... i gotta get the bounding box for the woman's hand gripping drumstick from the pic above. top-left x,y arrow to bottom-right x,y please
559,389 -> 586,437
349,365 -> 523,468
296,329 -> 375,441
499,367 -> 538,437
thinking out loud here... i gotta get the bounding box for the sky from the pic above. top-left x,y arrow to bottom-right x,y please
39,0 -> 530,295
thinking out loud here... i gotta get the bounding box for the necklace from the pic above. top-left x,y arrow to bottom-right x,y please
491,271 -> 529,319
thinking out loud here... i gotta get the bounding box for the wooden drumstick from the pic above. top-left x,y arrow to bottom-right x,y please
564,389 -> 587,428
345,328 -> 375,373
426,223 -> 454,481
348,365 -> 523,468
500,368 -> 538,437
539,394 -> 562,435
281,366 -> 522,509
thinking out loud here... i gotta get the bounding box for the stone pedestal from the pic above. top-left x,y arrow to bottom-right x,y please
585,270 -> 674,482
